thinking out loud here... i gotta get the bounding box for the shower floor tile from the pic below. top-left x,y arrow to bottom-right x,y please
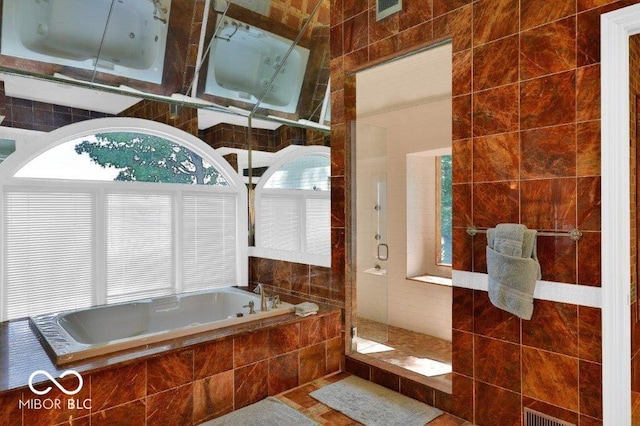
356,317 -> 453,379
276,372 -> 472,425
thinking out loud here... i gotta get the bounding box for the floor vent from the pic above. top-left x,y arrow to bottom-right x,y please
376,0 -> 402,21
524,408 -> 576,426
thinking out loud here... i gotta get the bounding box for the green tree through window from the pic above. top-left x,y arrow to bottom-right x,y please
439,155 -> 452,265
74,132 -> 228,186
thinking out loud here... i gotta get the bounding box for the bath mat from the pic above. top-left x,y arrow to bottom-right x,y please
383,356 -> 452,377
202,396 -> 318,426
309,375 -> 443,426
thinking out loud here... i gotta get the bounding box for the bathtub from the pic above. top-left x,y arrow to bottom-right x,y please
1,0 -> 171,84
30,287 -> 294,365
204,17 -> 310,114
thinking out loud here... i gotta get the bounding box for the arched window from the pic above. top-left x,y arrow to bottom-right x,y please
0,118 -> 247,321
254,146 -> 330,266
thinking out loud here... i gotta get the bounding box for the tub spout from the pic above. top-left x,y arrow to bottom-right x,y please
253,284 -> 268,312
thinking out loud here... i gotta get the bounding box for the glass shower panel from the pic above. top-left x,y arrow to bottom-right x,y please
353,121 -> 389,353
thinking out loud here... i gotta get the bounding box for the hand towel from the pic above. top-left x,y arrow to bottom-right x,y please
486,224 -> 541,320
295,302 -> 319,317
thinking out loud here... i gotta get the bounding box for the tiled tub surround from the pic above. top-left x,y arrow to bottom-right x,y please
0,303 -> 343,425
329,0 -> 620,424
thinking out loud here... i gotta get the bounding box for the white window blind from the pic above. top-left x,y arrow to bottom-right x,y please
305,198 -> 330,255
4,190 -> 94,319
106,193 -> 174,303
259,195 -> 300,251
182,193 -> 237,291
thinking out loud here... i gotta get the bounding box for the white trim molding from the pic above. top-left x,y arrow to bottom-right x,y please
452,271 -> 602,308
601,5 -> 640,425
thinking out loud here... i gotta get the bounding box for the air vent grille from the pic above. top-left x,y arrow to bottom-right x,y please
376,0 -> 402,21
524,408 -> 576,426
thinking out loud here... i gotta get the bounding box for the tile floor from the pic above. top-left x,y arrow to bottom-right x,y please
356,318 -> 452,378
275,372 -> 472,425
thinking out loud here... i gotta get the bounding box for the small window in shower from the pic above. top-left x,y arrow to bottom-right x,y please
376,0 -> 402,21
436,155 -> 452,266
0,139 -> 16,163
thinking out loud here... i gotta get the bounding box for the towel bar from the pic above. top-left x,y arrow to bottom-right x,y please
466,225 -> 583,241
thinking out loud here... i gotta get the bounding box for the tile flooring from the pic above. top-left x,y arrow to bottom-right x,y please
356,318 -> 452,379
274,372 -> 472,425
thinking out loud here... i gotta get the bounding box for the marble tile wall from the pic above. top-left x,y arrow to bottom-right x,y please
329,0 -> 630,423
118,99 -> 199,137
0,310 -> 342,425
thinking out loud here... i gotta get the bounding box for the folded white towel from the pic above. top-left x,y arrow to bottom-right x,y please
486,224 -> 541,320
294,302 -> 319,317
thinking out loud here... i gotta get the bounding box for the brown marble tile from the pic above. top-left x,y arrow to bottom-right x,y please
452,330 -> 473,377
523,300 -> 579,356
90,361 -> 145,412
291,262 -> 311,295
452,139 -> 472,184
578,231 -> 602,287
577,64 -> 601,122
273,260 -> 293,291
280,382 -> 322,409
310,265 -> 332,299
577,176 -> 601,231
577,120 -> 601,177
522,347 -> 579,411
23,374 -> 92,426
147,383 -> 193,425
433,0 -> 472,17
369,8 -> 399,42
252,257 -> 275,286
147,350 -> 193,395
397,21 -> 433,52
579,306 -> 602,363
453,183 -> 471,227
433,5 -> 472,52
331,176 -> 346,229
520,0 -> 575,30
343,0 -> 368,20
577,7 -> 601,67
325,311 -> 342,339
474,290 -> 521,343
473,132 -> 519,182
398,376 -> 435,405
473,35 -> 519,91
521,178 -> 577,231
369,366 -> 400,392
452,287 -> 474,332
472,181 -> 519,228
472,0 -> 519,47
331,122 -> 346,175
193,371 -> 234,423
326,336 -> 343,374
269,323 -> 300,357
368,36 -> 399,62
580,414 -> 603,426
474,335 -> 521,392
578,0 -> 622,11
452,94 -> 472,140
521,17 -> 576,80
331,88 -> 345,126
300,315 -> 327,347
450,373 -> 474,422
536,236 -> 577,283
330,24 -> 344,59
473,84 -> 519,137
91,399 -> 145,426
194,338 -> 234,379
344,11 -> 369,53
401,0 -> 433,30
520,124 -> 576,179
475,380 -> 521,426
580,360 -> 603,419
234,359 -> 269,409
453,227 -> 473,271
268,352 -> 299,396
453,49 -> 471,96
0,390 -> 22,426
234,330 -> 270,368
521,71 -> 576,130
300,342 -> 328,383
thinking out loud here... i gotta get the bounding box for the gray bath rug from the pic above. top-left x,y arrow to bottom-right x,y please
201,396 -> 318,426
309,375 -> 443,426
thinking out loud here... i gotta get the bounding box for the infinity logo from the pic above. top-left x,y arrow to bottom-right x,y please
28,370 -> 83,396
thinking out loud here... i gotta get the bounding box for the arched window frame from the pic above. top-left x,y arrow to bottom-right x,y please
252,146 -> 330,267
0,118 -> 248,321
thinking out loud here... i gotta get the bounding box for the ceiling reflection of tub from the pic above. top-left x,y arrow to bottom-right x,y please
1,0 -> 171,84
205,17 -> 310,114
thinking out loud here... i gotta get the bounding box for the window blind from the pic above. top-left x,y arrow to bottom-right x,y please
106,193 -> 173,303
259,195 -> 300,251
182,193 -> 237,291
305,198 -> 330,255
4,191 -> 94,320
